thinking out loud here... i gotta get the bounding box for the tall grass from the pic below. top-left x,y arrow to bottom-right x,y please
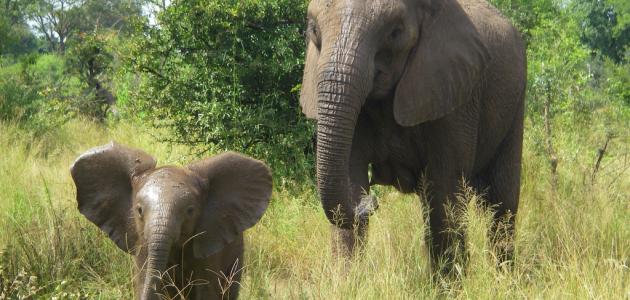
0,117 -> 628,298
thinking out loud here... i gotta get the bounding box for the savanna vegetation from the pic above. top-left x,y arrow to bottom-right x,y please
0,0 -> 628,298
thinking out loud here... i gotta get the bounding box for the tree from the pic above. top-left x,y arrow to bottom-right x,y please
574,0 -> 630,63
0,0 -> 38,55
526,13 -> 591,181
28,0 -> 83,53
0,15 -> 11,53
26,0 -> 145,53
129,0 -> 314,180
79,0 -> 144,35
489,0 -> 558,43
3,0 -> 22,25
66,31 -> 115,121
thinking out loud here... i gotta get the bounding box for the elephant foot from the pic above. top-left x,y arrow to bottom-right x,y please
492,232 -> 515,271
429,236 -> 468,280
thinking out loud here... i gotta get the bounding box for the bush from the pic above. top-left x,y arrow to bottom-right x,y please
0,54 -> 82,135
66,31 -> 116,121
0,55 -> 44,123
128,0 -> 314,182
0,15 -> 38,56
0,72 -> 39,122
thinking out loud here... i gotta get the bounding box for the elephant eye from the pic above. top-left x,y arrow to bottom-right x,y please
307,19 -> 321,49
137,206 -> 143,216
186,206 -> 195,216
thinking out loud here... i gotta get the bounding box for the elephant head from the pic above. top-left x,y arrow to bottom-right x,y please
70,142 -> 272,300
300,0 -> 490,228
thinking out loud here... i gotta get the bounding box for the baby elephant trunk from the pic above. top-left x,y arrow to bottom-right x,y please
140,217 -> 175,300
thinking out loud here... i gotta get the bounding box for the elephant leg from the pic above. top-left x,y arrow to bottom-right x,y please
225,266 -> 242,300
424,146 -> 475,273
424,173 -> 465,276
421,163 -> 464,275
485,119 -> 523,265
331,153 -> 372,260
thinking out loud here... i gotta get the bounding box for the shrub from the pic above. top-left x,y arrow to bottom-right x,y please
128,0 -> 315,182
0,54 -> 82,135
66,31 -> 116,121
0,55 -> 44,123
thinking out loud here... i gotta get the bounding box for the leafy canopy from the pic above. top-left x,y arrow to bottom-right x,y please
129,0 -> 314,181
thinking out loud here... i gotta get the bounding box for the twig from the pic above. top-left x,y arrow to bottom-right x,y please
591,134 -> 613,182
542,88 -> 558,192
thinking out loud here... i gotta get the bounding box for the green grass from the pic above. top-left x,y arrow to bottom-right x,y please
0,117 -> 628,299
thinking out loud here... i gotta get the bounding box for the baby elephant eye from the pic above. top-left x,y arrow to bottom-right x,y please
137,206 -> 143,216
391,28 -> 403,40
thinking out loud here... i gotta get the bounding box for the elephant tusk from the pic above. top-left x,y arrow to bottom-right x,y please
354,194 -> 379,223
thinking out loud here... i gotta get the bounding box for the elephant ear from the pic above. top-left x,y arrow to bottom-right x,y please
393,1 -> 491,126
188,152 -> 272,258
299,41 -> 320,119
70,142 -> 156,253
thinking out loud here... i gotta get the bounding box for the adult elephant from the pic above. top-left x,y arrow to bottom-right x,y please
300,0 -> 526,271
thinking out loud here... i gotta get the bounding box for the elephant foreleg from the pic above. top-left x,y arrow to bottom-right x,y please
424,174 -> 465,276
422,142 -> 475,276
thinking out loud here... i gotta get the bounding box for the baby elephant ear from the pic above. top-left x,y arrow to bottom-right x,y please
187,152 -> 272,258
70,142 -> 157,252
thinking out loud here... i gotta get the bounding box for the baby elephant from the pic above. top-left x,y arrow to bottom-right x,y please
70,142 -> 272,300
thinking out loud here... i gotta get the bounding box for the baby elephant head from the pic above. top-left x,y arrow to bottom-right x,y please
70,142 -> 272,299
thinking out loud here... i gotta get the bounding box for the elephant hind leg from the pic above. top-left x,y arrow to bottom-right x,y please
484,115 -> 524,265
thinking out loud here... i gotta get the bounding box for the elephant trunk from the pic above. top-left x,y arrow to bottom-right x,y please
316,24 -> 373,229
140,216 -> 174,300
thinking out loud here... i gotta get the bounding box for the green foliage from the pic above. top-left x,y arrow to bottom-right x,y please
66,33 -> 113,84
26,0 -> 84,53
489,0 -> 558,42
489,0 -> 629,125
573,0 -> 630,63
0,56 -> 38,122
1,38 -> 127,131
527,15 -> 591,119
0,24 -> 39,56
129,0 -> 314,181
0,54 -> 84,134
66,31 -> 116,121
599,57 -> 630,107
79,0 -> 144,35
25,0 -> 145,53
0,2 -> 39,56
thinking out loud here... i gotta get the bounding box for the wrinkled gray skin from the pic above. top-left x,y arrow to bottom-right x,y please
70,142 -> 272,300
300,0 -> 526,271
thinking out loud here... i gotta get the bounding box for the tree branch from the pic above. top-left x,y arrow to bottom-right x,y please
542,83 -> 558,192
591,134 -> 613,182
